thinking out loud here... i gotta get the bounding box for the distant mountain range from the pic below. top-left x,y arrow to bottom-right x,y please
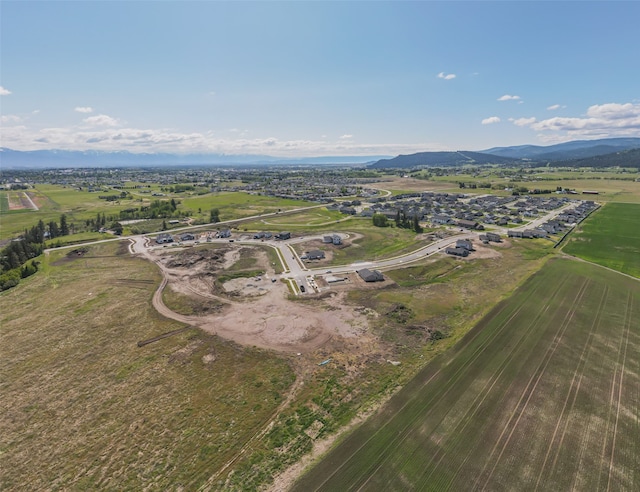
2,137 -> 639,169
0,148 -> 391,169
482,137 -> 640,161
368,138 -> 640,169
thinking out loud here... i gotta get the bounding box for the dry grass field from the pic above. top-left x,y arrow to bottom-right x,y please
293,258 -> 640,491
0,242 -> 295,490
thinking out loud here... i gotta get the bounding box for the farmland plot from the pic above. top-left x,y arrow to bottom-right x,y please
293,258 -> 639,491
564,202 -> 640,278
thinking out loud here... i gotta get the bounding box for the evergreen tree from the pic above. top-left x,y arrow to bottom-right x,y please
60,214 -> 69,236
413,215 -> 423,233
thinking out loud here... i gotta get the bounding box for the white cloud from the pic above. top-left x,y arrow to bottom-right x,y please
0,86 -> 11,96
481,116 -> 501,125
75,106 -> 94,113
509,102 -> 640,140
1,114 -> 22,124
547,104 -> 561,111
497,94 -> 521,101
83,114 -> 119,127
1,121 -> 451,156
437,72 -> 456,80
509,117 -> 537,127
339,134 -> 353,139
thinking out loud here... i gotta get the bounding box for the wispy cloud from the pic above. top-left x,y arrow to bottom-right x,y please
546,104 -> 562,111
83,114 -> 119,127
437,72 -> 456,80
0,86 -> 12,96
481,116 -> 501,125
509,117 -> 536,127
75,106 -> 94,113
1,114 -> 22,124
497,94 -> 521,101
339,134 -> 353,139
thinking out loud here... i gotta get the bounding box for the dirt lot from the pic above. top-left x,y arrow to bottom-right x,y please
146,244 -> 374,354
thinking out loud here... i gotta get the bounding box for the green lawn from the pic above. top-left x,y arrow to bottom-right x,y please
564,202 -> 640,277
293,258 -> 640,491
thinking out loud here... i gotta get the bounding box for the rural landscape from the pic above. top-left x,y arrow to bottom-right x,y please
1,145 -> 639,490
3,1 -> 640,490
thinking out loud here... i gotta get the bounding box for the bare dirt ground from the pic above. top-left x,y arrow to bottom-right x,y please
142,244 -> 374,354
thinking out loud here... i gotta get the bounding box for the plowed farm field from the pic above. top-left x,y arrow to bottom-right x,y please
293,258 -> 640,491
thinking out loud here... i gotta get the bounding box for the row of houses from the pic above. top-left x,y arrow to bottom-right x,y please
347,192 -> 571,229
507,201 -> 598,240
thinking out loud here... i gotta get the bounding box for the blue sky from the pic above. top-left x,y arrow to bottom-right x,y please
1,1 -> 639,157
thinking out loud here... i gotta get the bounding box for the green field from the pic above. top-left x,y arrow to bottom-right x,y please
0,192 -> 9,213
564,202 -> 640,278
293,258 -> 640,491
0,185 -> 134,240
181,191 -> 316,220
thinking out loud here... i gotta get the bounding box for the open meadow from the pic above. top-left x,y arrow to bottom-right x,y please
564,202 -> 640,278
293,258 -> 640,491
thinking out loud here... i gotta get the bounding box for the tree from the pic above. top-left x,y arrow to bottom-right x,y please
209,208 -> 220,223
112,222 -> 123,235
60,214 -> 69,236
48,221 -> 59,239
413,215 -> 423,233
372,213 -> 389,227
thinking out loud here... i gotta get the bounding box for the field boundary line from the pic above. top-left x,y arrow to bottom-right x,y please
419,277 -> 566,487
605,292 -> 632,492
535,284 -> 609,489
561,253 -> 640,283
476,278 -> 591,491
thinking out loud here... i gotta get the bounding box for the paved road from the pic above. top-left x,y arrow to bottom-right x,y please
47,198 -> 580,296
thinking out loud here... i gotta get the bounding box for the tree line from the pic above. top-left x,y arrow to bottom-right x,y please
0,215 -> 70,291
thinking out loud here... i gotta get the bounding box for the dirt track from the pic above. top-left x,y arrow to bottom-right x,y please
130,237 -> 370,353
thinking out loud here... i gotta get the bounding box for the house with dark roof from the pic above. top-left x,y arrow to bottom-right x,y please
445,247 -> 469,257
456,239 -> 474,251
457,219 -> 481,230
305,250 -> 325,260
357,269 -> 384,282
156,233 -> 174,244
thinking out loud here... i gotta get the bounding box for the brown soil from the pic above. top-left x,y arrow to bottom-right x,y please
140,244 -> 376,354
